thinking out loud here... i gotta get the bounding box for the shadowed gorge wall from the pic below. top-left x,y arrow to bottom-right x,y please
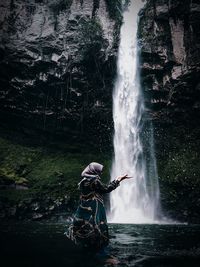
139,0 -> 200,221
1,0 -> 199,144
139,0 -> 200,123
0,0 -> 123,146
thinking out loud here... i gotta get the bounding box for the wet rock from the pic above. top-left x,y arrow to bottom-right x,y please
8,206 -> 17,217
48,205 -> 55,211
7,184 -> 16,189
0,0 -> 121,147
18,201 -> 28,211
23,197 -> 33,205
54,171 -> 65,180
30,202 -> 40,211
0,191 -> 76,221
15,184 -> 29,190
139,0 -> 200,124
54,198 -> 63,207
64,194 -> 70,204
31,212 -> 44,220
14,164 -> 28,176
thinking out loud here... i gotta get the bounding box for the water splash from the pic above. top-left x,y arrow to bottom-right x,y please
108,0 -> 161,224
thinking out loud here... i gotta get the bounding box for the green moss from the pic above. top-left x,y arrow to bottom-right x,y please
156,126 -> 200,221
0,189 -> 32,203
0,136 -> 112,207
77,18 -> 105,56
15,178 -> 28,185
105,0 -> 123,21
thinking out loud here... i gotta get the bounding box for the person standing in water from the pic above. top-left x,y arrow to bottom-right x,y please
66,162 -> 131,252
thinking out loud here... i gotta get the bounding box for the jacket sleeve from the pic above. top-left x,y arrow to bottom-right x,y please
92,178 -> 120,194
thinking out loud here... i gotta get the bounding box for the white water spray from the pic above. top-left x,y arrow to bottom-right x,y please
109,0 -> 161,224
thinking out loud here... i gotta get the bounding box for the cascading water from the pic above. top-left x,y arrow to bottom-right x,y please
109,0 -> 161,224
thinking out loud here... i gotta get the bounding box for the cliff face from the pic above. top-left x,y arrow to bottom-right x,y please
139,0 -> 200,222
0,0 -> 122,145
2,0 -> 199,140
139,0 -> 200,124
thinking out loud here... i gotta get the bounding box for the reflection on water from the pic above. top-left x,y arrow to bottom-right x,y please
0,222 -> 200,266
110,224 -> 200,266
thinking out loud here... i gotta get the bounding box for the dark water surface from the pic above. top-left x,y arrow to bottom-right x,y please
0,221 -> 200,266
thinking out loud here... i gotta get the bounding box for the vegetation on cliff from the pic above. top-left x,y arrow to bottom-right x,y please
0,133 -> 111,220
156,125 -> 200,223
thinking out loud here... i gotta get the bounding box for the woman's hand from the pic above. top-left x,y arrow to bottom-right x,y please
116,174 -> 133,183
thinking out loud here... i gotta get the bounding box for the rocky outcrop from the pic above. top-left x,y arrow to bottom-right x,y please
2,0 -> 199,140
138,0 -> 200,222
1,0 -> 199,137
139,0 -> 200,124
0,0 -> 122,146
0,193 -> 75,221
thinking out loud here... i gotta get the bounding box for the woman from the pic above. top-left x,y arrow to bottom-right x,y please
66,162 -> 131,251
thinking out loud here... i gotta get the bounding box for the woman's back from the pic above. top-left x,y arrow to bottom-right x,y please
66,162 -> 130,251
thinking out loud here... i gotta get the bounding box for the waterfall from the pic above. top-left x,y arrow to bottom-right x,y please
109,0 -> 161,224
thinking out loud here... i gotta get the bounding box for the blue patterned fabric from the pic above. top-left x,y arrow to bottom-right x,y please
66,176 -> 119,251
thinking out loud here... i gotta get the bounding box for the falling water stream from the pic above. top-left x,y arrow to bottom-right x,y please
109,0 -> 161,223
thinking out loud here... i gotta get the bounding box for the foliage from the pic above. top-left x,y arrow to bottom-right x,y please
77,18 -> 106,61
156,126 -> 200,222
0,136 -> 112,207
105,0 -> 123,21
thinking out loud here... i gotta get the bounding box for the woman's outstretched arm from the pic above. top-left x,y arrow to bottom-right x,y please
92,174 -> 131,194
92,178 -> 120,194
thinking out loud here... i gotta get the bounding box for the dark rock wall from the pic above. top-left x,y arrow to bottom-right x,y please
0,0 -> 122,146
1,0 -> 199,138
139,0 -> 200,124
138,0 -> 200,222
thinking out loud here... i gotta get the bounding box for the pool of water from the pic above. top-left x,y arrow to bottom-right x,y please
0,222 -> 200,266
